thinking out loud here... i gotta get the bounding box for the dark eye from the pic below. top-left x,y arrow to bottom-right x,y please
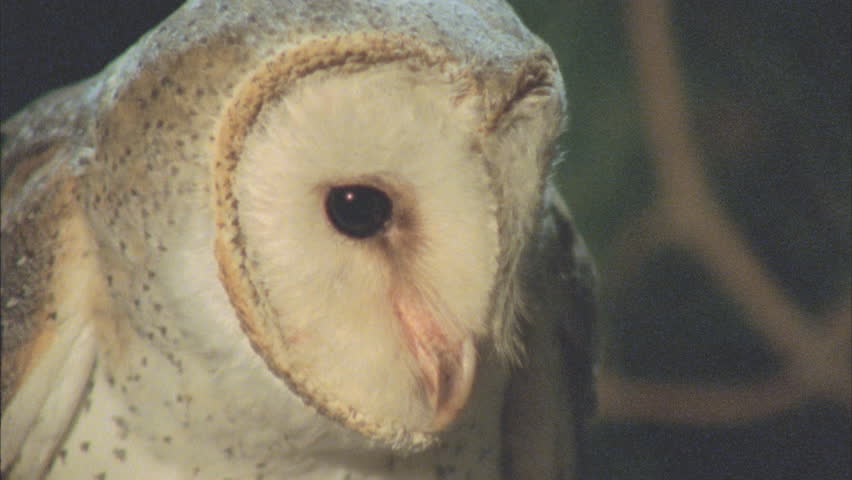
325,185 -> 393,239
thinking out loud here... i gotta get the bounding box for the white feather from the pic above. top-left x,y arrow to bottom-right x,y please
237,64 -> 500,435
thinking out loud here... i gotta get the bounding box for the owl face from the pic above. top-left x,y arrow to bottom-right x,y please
238,64 -> 496,435
211,35 -> 561,447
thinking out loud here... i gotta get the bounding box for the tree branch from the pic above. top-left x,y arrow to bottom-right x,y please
596,0 -> 851,424
596,371 -> 807,425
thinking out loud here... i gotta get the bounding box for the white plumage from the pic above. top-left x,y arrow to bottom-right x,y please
0,1 -> 595,479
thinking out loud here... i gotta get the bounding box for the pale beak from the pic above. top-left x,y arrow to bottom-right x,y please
425,335 -> 476,431
393,293 -> 477,431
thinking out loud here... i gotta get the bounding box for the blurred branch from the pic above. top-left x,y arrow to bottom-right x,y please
597,373 -> 806,425
596,0 -> 851,424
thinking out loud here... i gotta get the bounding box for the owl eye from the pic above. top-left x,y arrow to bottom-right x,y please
325,185 -> 393,239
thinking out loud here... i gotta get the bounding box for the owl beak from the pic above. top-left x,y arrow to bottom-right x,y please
393,294 -> 477,431
425,335 -> 476,431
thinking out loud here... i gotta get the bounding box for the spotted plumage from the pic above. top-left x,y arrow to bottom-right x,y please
1,1 -> 595,478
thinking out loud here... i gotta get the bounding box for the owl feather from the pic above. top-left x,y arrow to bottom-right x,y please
1,1 -> 595,479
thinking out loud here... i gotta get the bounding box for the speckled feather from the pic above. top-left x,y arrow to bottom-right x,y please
1,1 -> 594,479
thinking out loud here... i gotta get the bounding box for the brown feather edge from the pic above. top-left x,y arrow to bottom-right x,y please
479,55 -> 564,363
0,149 -> 73,414
1,177 -> 107,477
212,32 -> 467,450
210,30 -> 566,450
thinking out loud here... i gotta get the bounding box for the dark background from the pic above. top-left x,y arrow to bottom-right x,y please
1,3 -> 184,120
2,2 -> 849,479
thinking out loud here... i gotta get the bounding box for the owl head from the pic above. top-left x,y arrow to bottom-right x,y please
89,0 -> 566,450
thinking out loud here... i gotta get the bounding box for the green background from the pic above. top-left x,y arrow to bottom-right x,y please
510,1 -> 850,478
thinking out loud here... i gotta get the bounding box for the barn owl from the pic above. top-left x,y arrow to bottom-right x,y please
0,1 -> 596,479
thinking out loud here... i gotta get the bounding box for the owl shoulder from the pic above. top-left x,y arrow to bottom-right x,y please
1,102 -> 110,476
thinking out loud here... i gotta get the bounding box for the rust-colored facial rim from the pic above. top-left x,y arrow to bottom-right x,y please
212,32 -> 467,448
211,31 -> 561,447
